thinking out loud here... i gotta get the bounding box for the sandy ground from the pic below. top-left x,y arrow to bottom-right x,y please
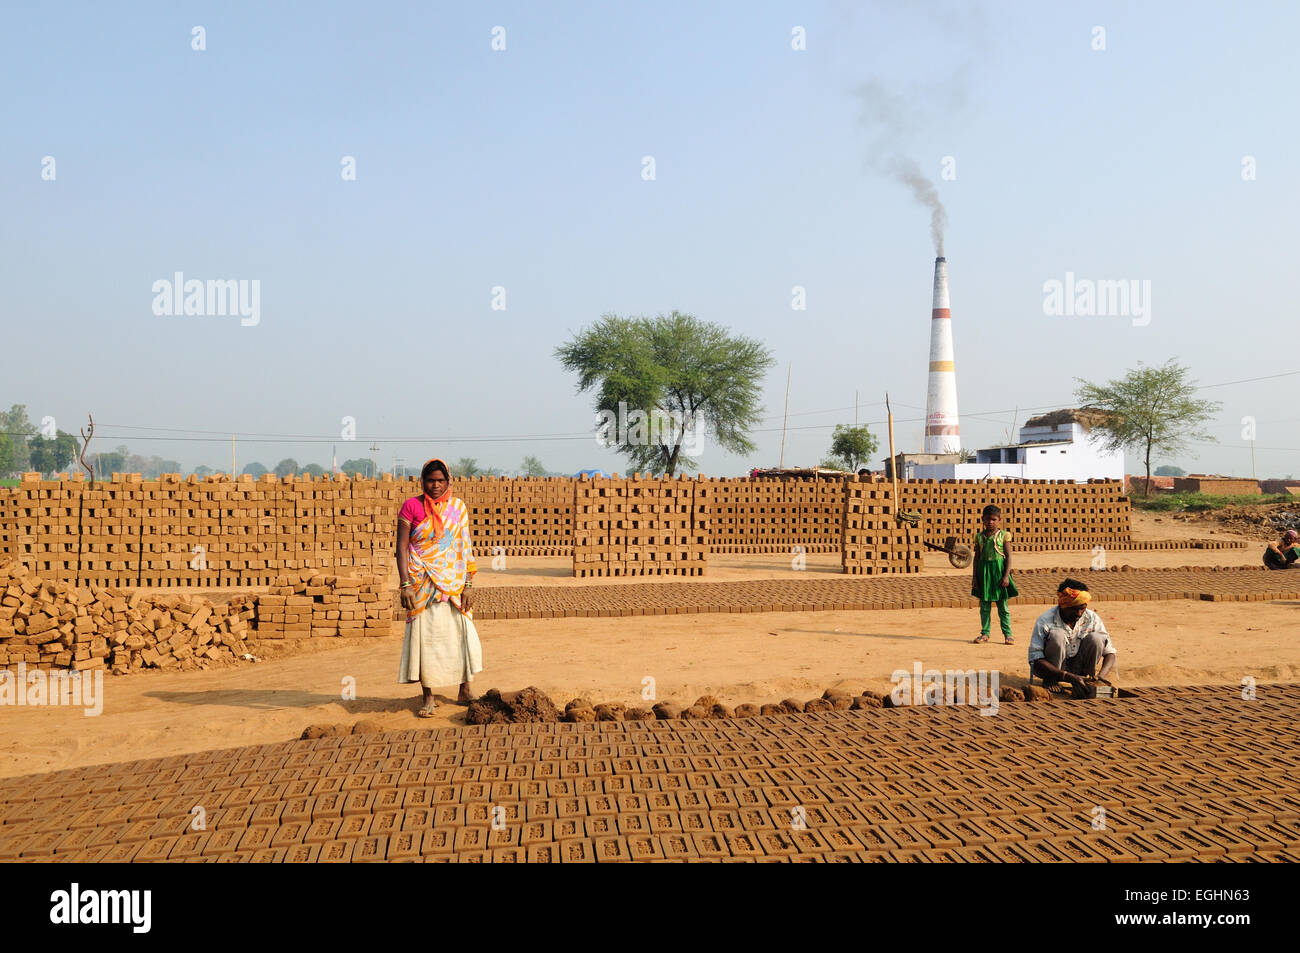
1,510 -> 1287,780
3,597 -> 1296,780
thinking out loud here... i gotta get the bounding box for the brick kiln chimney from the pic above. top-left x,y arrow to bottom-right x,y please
924,256 -> 961,454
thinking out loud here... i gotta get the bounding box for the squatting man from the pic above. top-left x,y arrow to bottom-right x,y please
1027,578 -> 1117,694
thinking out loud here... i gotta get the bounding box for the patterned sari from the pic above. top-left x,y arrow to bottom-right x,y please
404,496 -> 477,622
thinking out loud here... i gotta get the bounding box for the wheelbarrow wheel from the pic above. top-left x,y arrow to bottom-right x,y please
948,543 -> 973,569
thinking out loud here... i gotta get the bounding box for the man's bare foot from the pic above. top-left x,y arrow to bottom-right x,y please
457,687 -> 475,706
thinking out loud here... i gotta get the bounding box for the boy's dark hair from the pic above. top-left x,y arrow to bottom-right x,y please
981,504 -> 1001,519
422,460 -> 449,480
1058,578 -> 1090,593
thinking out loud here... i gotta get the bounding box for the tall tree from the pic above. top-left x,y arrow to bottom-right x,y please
556,312 -> 774,475
340,458 -> 372,478
453,457 -> 482,477
1074,360 -> 1221,498
521,455 -> 547,477
302,463 -> 326,477
241,461 -> 269,477
820,424 -> 879,472
0,405 -> 37,475
1153,465 -> 1186,477
273,458 -> 300,478
28,430 -> 77,475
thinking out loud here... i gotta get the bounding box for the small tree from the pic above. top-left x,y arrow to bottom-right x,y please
556,311 -> 774,475
454,457 -> 482,477
821,424 -> 878,472
302,463 -> 327,477
273,458 -> 300,478
1074,360 -> 1221,498
340,458 -> 372,478
1153,465 -> 1186,477
242,461 -> 269,477
521,455 -> 547,477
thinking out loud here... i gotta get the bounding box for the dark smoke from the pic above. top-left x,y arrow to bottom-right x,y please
887,155 -> 946,257
856,78 -> 948,256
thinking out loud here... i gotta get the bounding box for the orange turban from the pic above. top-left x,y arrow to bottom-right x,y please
1058,587 -> 1092,609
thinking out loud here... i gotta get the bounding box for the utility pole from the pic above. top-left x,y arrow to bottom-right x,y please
778,363 -> 791,468
368,442 -> 380,479
855,390 -> 859,427
231,435 -> 236,477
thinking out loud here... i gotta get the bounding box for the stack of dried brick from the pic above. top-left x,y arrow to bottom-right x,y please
0,559 -> 255,674
572,475 -> 708,577
841,477 -> 923,574
898,479 -> 1132,551
252,571 -> 397,638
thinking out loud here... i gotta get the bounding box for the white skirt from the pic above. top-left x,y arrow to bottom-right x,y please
398,599 -> 483,688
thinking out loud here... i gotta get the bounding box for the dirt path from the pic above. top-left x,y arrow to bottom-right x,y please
4,598 -> 1296,779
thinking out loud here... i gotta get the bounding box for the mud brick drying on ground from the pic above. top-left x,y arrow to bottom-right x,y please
0,560 -> 254,673
572,475 -> 708,578
252,571 -> 397,639
469,566 -> 1300,621
2,684 -> 1297,862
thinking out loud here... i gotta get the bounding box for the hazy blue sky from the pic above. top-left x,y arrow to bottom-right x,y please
3,0 -> 1297,477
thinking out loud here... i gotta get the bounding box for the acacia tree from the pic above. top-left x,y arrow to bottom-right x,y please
1074,360 -> 1221,498
819,424 -> 879,471
556,312 -> 774,475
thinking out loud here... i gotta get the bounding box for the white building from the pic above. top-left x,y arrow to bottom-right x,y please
908,409 -> 1123,483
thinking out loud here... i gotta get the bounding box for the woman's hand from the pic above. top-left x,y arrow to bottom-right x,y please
460,588 -> 475,613
1000,572 -> 1010,588
400,588 -> 415,612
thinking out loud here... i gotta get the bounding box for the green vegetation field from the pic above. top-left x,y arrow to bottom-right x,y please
1131,492 -> 1293,512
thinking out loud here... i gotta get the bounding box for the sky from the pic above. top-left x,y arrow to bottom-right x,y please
3,0 -> 1298,478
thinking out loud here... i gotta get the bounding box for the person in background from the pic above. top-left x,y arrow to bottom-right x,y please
1263,529 -> 1300,570
396,457 -> 482,716
971,504 -> 1018,644
1028,579 -> 1118,693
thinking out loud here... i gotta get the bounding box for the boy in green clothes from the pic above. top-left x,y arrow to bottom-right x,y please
971,504 -> 1018,644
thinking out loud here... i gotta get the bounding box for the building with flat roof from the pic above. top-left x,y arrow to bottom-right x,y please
906,408 -> 1123,482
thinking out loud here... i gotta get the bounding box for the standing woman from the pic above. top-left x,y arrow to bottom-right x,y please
396,458 -> 482,716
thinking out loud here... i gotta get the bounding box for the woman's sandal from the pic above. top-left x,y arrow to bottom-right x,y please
973,634 -> 990,644
417,701 -> 437,718
1003,636 -> 1015,645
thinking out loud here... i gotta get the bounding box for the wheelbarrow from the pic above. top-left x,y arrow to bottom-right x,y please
923,535 -> 973,569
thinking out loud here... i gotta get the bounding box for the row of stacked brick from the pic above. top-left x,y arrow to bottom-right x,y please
573,475 -> 709,577
706,476 -> 844,554
0,473 -> 395,588
896,478 -> 1132,551
252,571 -> 397,638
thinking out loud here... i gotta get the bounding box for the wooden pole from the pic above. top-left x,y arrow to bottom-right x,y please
231,435 -> 236,478
778,363 -> 792,468
886,394 -> 899,515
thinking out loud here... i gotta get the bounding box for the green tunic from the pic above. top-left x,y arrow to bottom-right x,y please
971,529 -> 1019,601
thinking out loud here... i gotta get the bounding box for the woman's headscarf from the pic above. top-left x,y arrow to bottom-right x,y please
420,457 -> 452,539
1285,530 -> 1299,544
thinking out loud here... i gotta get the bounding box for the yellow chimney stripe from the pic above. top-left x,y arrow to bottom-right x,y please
929,361 -> 955,372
